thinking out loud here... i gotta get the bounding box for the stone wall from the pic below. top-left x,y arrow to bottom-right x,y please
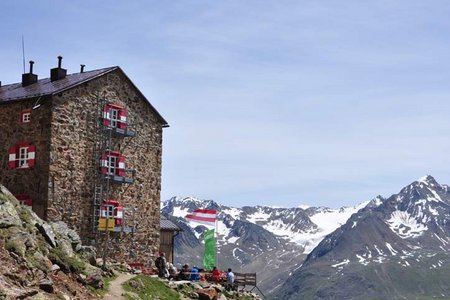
48,69 -> 165,263
0,98 -> 52,218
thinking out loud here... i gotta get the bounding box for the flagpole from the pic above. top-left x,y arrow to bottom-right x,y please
215,218 -> 218,269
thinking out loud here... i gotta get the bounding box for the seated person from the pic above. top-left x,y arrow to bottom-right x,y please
190,265 -> 200,281
177,264 -> 190,281
167,263 -> 177,280
211,266 -> 222,283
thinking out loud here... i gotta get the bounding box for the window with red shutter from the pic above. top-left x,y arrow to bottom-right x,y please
8,142 -> 36,169
100,151 -> 125,177
103,104 -> 127,129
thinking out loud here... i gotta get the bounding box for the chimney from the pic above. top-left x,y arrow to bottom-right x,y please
50,56 -> 67,81
22,61 -> 38,87
80,64 -> 85,73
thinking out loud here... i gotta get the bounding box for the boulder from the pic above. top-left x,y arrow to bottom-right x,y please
51,264 -> 61,272
0,200 -> 21,228
86,271 -> 104,289
78,246 -> 97,265
197,288 -> 219,300
39,278 -> 54,293
51,221 -> 82,252
36,223 -> 57,248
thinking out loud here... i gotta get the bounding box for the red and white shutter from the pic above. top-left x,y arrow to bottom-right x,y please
103,104 -> 111,127
100,205 -> 109,217
115,206 -> 123,225
117,109 -> 127,129
27,143 -> 36,168
15,194 -> 33,207
8,145 -> 17,169
117,154 -> 126,177
100,152 -> 109,175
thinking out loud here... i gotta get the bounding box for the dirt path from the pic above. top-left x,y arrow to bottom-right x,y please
103,272 -> 135,300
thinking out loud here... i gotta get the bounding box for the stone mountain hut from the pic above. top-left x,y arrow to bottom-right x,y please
0,57 -> 168,263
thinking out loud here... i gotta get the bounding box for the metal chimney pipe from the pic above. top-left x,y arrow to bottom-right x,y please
80,64 -> 85,73
57,56 -> 62,68
29,61 -> 34,74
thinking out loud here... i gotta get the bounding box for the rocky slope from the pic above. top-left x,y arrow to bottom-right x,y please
271,175 -> 450,299
162,196 -> 367,294
0,184 -> 104,299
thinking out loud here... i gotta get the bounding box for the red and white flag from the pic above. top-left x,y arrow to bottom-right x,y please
185,209 -> 217,227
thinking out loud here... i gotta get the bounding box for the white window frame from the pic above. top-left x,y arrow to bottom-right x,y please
104,205 -> 114,218
107,155 -> 117,176
110,108 -> 119,128
22,112 -> 31,123
18,147 -> 29,168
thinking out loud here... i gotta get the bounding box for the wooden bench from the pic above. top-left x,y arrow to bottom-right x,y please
232,272 -> 265,299
234,272 -> 256,288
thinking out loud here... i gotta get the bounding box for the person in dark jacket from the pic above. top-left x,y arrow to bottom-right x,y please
155,252 -> 168,278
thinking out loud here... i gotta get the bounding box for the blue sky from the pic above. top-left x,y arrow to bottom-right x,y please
2,1 -> 450,208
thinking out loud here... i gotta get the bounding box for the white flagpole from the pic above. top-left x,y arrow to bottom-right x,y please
215,217 -> 218,269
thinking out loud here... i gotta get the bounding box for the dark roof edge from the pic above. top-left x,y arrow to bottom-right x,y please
114,67 -> 169,127
53,66 -> 118,95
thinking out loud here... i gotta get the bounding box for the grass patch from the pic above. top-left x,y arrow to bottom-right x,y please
123,275 -> 180,300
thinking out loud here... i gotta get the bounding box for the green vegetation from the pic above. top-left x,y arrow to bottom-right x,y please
5,238 -> 26,257
48,245 -> 86,274
123,275 -> 181,300
87,273 -> 117,298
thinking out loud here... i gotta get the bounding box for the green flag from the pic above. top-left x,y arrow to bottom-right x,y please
203,229 -> 215,270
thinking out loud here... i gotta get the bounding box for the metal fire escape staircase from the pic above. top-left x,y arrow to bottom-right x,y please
92,96 -> 136,242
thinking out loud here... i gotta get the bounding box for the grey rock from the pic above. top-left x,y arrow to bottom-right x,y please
86,271 -> 104,289
51,221 -> 82,251
36,223 -> 57,248
0,200 -> 21,228
39,278 -> 54,293
79,246 -> 97,265
51,264 -> 61,272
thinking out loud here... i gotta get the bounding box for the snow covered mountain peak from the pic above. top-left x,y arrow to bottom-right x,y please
162,196 -> 369,254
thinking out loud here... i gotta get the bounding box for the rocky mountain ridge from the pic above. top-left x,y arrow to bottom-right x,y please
272,175 -> 450,299
161,195 -> 368,294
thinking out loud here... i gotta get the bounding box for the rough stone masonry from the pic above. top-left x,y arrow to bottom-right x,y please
0,66 -> 168,263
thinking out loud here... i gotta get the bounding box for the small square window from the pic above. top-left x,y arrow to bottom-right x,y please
20,110 -> 31,124
22,112 -> 31,123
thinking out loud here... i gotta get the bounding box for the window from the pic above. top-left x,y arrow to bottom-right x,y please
8,142 -> 36,169
19,147 -> 29,168
110,108 -> 118,128
100,200 -> 123,226
101,151 -> 125,177
103,104 -> 127,129
15,194 -> 33,207
101,205 -> 115,218
107,155 -> 117,176
19,110 -> 31,124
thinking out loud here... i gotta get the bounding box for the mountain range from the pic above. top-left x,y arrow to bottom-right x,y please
161,192 -> 368,294
162,175 -> 450,299
272,175 -> 450,299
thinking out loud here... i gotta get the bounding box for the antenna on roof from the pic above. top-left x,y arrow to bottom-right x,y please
22,35 -> 26,73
